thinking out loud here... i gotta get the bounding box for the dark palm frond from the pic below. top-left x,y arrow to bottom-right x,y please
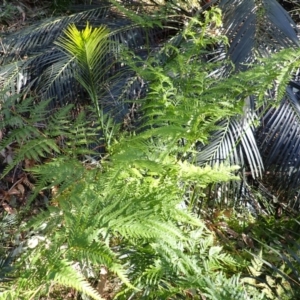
0,5 -> 170,112
100,72 -> 147,123
196,103 -> 263,178
256,85 -> 300,204
195,108 -> 265,209
0,7 -> 112,64
32,50 -> 80,108
196,118 -> 244,167
197,0 -> 300,205
203,0 -> 300,172
0,7 -> 113,106
219,0 -> 299,70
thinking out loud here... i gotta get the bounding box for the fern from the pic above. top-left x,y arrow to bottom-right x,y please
1,136 -> 243,300
203,272 -> 268,300
50,258 -> 104,300
0,91 -> 106,178
3,4 -> 300,300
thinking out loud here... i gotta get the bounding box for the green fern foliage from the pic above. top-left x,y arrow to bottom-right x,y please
3,4 -> 300,300
0,92 -> 105,178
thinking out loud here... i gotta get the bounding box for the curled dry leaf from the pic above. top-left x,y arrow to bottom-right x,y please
242,233 -> 254,249
2,201 -> 16,214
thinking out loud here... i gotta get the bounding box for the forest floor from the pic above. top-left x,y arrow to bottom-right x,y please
0,1 -> 58,34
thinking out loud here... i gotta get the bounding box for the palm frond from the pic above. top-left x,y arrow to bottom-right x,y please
220,0 -> 299,70
0,7 -> 112,64
198,0 -> 300,204
55,23 -> 111,101
0,5 -> 168,112
196,111 -> 263,179
256,85 -> 300,203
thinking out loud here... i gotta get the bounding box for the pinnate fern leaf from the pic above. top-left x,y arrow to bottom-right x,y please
51,259 -> 104,300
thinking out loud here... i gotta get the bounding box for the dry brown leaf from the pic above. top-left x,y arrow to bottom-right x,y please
22,176 -> 35,190
242,233 -> 254,249
2,202 -> 16,214
17,183 -> 25,195
24,158 -> 36,169
0,190 -> 10,201
8,188 -> 21,195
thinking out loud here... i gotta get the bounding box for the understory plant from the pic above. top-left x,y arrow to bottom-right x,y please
1,5 -> 300,300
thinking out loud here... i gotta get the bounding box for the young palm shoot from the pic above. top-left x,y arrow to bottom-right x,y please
55,23 -> 116,150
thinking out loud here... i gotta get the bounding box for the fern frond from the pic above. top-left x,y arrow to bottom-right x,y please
30,157 -> 85,194
51,259 -> 104,300
114,219 -> 187,240
1,138 -> 60,178
70,240 -> 117,267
